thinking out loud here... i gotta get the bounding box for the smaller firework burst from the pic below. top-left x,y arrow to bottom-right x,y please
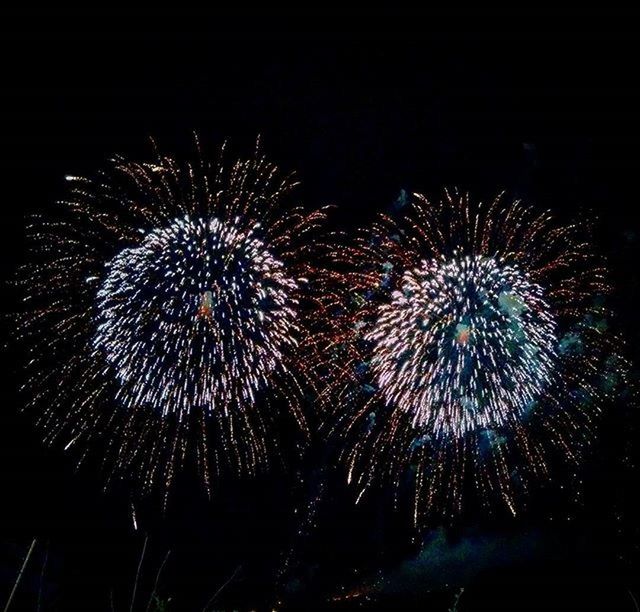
366,254 -> 558,438
16,139 -> 328,502
317,190 -> 626,521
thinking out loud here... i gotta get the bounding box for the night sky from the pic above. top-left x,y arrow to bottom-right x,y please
1,10 -> 639,611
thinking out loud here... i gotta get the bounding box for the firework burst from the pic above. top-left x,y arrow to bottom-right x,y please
16,139 -> 328,502
319,190 -> 626,521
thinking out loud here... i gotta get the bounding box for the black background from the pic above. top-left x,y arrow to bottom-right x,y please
1,9 -> 639,611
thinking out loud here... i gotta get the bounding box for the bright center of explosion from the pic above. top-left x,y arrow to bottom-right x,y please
366,255 -> 558,438
92,216 -> 300,417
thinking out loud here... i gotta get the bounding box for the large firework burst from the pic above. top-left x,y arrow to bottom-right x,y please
16,140 -> 327,501
319,191 -> 626,520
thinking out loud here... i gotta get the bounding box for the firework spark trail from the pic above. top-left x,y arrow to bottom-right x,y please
317,190 -> 626,521
17,139 -> 328,501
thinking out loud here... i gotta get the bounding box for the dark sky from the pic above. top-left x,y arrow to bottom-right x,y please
1,10 -> 639,611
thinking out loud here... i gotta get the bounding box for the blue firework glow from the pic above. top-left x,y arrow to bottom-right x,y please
18,142 -> 327,499
319,191 -> 626,520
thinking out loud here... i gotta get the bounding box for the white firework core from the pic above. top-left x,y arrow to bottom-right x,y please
93,216 -> 300,418
366,255 -> 558,438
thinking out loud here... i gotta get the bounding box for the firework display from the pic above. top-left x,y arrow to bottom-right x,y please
94,216 -> 300,418
318,191 -> 625,520
17,141 -> 327,500
366,254 -> 558,438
